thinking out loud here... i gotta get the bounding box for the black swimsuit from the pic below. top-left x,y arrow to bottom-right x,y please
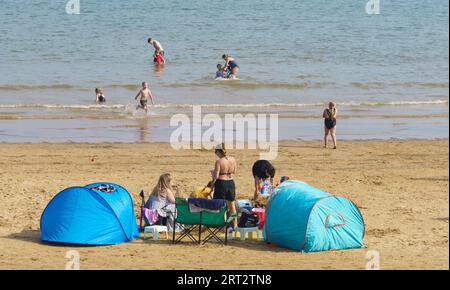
226,60 -> 239,78
325,109 -> 336,129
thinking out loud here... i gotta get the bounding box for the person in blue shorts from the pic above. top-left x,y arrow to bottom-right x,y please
222,54 -> 239,79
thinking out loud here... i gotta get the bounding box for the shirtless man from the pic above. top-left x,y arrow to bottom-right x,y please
134,82 -> 155,113
147,38 -> 164,57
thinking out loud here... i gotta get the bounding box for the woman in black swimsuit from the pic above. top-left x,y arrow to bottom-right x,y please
212,143 -> 237,228
323,102 -> 337,149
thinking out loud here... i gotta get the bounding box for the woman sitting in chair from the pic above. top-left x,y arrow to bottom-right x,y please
145,173 -> 180,232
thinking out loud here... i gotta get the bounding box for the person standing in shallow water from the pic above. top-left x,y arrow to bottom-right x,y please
95,88 -> 106,103
323,102 -> 338,149
222,54 -> 239,79
134,81 -> 155,114
148,38 -> 164,59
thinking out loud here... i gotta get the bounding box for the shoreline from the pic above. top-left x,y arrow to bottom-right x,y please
1,137 -> 449,145
0,140 -> 448,269
0,117 -> 448,143
1,100 -> 448,143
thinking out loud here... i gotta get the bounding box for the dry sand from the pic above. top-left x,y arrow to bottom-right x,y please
0,140 -> 448,269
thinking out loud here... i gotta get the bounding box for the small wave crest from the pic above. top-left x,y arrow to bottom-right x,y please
0,99 -> 448,111
0,84 -> 76,91
2,81 -> 447,92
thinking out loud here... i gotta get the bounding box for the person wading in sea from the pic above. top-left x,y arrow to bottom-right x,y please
148,38 -> 164,59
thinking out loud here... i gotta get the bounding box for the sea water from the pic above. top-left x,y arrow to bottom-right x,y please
0,0 -> 448,142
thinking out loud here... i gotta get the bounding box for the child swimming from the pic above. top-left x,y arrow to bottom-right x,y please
95,88 -> 106,103
134,82 -> 155,113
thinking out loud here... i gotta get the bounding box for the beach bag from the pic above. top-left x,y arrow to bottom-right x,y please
252,208 -> 266,230
236,199 -> 253,214
238,212 -> 259,228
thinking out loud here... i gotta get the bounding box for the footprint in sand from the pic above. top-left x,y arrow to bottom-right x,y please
366,228 -> 401,238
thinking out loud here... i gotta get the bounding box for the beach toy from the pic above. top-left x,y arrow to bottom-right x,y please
40,182 -> 139,245
263,180 -> 365,252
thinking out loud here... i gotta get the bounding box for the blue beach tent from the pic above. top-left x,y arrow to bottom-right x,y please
41,182 -> 139,245
263,180 -> 365,252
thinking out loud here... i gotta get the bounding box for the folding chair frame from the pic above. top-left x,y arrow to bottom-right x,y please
172,204 -> 236,245
174,223 -> 199,244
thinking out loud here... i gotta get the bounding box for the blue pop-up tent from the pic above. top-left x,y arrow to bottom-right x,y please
40,182 -> 139,245
263,180 -> 365,252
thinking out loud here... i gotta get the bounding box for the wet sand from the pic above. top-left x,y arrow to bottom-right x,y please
0,140 -> 448,269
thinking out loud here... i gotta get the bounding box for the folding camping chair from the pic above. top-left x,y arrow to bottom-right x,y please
172,198 -> 236,245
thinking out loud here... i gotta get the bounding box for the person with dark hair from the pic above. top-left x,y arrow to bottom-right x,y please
215,64 -> 226,79
252,160 -> 276,201
148,38 -> 164,59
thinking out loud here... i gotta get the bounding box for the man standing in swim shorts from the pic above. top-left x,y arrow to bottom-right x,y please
148,38 -> 164,58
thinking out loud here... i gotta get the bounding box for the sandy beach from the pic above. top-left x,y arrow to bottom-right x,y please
0,140 -> 448,269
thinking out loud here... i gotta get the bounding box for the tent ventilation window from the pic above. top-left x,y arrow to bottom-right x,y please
90,184 -> 116,194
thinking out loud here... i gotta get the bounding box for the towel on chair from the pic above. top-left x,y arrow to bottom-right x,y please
187,197 -> 226,213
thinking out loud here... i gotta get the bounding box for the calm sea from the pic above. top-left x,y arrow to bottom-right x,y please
0,0 -> 448,142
